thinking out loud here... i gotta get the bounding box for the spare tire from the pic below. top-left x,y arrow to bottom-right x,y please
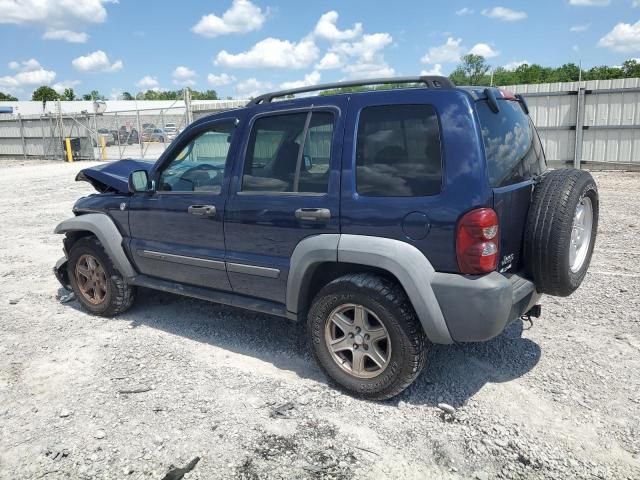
523,169 -> 598,297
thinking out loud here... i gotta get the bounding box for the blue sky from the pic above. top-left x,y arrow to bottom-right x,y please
1,0 -> 639,100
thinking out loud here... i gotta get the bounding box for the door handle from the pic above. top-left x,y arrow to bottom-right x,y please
295,208 -> 331,222
188,205 -> 216,217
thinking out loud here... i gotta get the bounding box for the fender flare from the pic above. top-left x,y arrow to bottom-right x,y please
287,234 -> 453,345
286,234 -> 340,316
54,213 -> 137,279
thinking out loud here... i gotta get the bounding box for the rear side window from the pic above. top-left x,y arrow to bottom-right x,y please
242,111 -> 333,194
477,100 -> 546,187
356,105 -> 442,197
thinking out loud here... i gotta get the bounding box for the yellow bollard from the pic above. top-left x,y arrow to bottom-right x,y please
65,137 -> 73,163
100,136 -> 106,160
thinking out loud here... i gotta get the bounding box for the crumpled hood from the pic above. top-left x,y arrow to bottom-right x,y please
76,159 -> 155,193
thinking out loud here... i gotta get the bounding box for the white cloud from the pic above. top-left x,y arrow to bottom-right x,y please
570,24 -> 590,32
280,71 -> 321,90
109,88 -> 123,100
192,0 -> 265,38
0,59 -> 56,91
456,8 -> 474,16
328,33 -> 395,78
481,7 -> 527,22
0,0 -> 115,30
469,43 -> 500,58
315,52 -> 344,70
9,59 -> 42,72
331,33 -> 392,62
634,1 -> 640,7
342,62 -> 395,79
421,37 -> 464,64
172,66 -> 196,86
136,75 -> 159,90
421,64 -> 443,75
235,78 -> 273,98
569,0 -> 610,5
216,36 -> 319,69
598,20 -> 640,52
72,50 -> 123,73
43,29 -> 89,43
314,11 -> 362,41
503,60 -> 529,70
207,73 -> 235,87
53,80 -> 81,94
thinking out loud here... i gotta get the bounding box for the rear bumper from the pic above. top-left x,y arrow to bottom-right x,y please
432,271 -> 541,342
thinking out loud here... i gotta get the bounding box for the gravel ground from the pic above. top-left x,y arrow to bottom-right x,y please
0,160 -> 639,480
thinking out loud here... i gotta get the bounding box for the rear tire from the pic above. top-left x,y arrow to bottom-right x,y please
523,168 -> 598,296
67,236 -> 135,316
308,273 -> 427,400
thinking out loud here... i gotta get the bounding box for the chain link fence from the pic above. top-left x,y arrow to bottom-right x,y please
0,93 -> 247,162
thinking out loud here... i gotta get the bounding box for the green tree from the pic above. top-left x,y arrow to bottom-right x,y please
551,63 -> 582,82
0,91 -> 18,101
191,89 -> 218,100
31,86 -> 60,102
622,59 -> 640,78
82,90 -> 105,101
121,91 -> 134,100
60,88 -> 76,101
450,54 -> 491,86
584,65 -> 624,81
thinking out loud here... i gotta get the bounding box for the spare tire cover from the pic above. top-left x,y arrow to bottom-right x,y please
523,168 -> 599,297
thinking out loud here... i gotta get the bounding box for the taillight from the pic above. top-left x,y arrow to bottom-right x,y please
456,208 -> 499,274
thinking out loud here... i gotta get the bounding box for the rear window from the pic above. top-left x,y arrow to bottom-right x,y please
356,104 -> 442,197
477,100 -> 546,187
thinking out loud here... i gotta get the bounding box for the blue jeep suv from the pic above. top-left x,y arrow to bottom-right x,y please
53,76 -> 599,399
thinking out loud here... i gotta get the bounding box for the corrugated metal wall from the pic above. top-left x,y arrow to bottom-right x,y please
505,78 -> 640,168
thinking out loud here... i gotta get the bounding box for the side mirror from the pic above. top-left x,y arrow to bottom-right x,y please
128,170 -> 153,193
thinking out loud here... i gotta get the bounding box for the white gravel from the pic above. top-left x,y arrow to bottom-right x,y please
0,160 -> 639,480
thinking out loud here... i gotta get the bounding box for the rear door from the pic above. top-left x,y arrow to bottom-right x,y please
475,97 -> 547,273
224,97 -> 347,303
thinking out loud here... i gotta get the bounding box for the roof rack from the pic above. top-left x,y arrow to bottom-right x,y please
247,76 -> 456,106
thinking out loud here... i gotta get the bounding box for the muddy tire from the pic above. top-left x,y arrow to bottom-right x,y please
67,236 -> 135,316
308,273 -> 427,400
524,169 -> 598,297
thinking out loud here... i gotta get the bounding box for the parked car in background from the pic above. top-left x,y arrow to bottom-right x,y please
96,128 -> 115,146
163,123 -> 179,141
142,128 -> 166,143
117,126 -> 140,145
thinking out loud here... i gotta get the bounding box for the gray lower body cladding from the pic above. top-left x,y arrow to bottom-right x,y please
432,271 -> 541,342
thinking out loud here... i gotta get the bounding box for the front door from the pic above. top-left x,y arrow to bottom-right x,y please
128,118 -> 238,290
224,98 -> 346,303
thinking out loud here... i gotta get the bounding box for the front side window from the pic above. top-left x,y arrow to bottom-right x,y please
356,105 -> 443,197
477,99 -> 546,187
158,122 -> 234,193
242,111 -> 334,194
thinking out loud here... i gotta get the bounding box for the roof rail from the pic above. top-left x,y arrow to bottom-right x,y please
247,76 -> 456,106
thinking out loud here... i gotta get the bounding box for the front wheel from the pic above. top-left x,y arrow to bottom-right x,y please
308,273 -> 427,400
67,236 -> 135,316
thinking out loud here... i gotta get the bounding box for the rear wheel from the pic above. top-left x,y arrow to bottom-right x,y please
308,273 -> 427,400
524,168 -> 599,296
67,236 -> 135,316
